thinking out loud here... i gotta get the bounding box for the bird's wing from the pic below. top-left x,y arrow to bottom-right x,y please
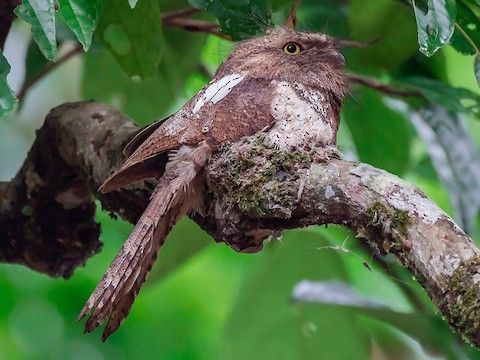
100,74 -> 275,193
122,116 -> 170,157
99,112 -> 205,192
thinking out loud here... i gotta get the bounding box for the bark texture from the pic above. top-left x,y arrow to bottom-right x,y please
1,102 -> 480,346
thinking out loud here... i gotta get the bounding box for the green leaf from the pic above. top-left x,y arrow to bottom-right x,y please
188,0 -> 273,40
83,28 -> 207,123
450,1 -> 480,55
57,0 -> 103,51
292,280 -> 389,309
342,87 -> 412,176
292,280 -> 464,357
475,55 -> 480,87
23,37 -> 49,87
97,0 -> 162,78
460,0 -> 480,10
412,0 -> 456,56
0,54 -> 18,118
389,101 -> 480,234
14,0 -> 57,61
222,231 -> 370,360
128,0 -> 138,8
349,0 -> 418,70
401,76 -> 480,117
297,0 -> 349,37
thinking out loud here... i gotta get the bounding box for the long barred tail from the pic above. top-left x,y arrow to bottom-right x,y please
78,142 -> 211,341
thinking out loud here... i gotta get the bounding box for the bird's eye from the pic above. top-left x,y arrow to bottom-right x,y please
282,42 -> 301,55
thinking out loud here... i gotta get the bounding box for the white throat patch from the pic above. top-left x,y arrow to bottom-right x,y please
268,81 -> 334,149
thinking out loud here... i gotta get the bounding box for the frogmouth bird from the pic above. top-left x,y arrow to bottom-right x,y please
79,27 -> 347,340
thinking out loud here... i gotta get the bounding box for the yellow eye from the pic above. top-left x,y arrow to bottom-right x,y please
282,42 -> 301,55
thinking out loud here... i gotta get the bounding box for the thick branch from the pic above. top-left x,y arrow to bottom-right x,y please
0,102 -> 150,277
1,102 -> 480,346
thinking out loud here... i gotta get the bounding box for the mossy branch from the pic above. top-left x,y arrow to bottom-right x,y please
1,102 -> 480,346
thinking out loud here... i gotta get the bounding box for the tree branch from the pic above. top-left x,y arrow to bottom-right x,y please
161,9 -> 231,40
1,102 -> 479,346
17,43 -> 83,101
285,0 -> 301,28
348,73 -> 423,98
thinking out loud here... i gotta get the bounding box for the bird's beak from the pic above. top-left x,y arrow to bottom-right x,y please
333,51 -> 346,67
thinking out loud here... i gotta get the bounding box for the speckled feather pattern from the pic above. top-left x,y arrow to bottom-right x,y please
81,27 -> 347,339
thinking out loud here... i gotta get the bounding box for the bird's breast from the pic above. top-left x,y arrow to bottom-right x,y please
267,81 -> 336,149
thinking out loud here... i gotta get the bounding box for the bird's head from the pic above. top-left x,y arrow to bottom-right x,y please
216,27 -> 347,103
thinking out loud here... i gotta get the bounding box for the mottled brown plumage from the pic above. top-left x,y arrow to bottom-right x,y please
79,27 -> 347,340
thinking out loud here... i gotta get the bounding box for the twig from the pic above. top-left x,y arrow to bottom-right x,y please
162,15 -> 231,40
454,23 -> 480,55
162,7 -> 199,22
16,7 -> 218,102
17,43 -> 82,101
348,73 -> 423,98
285,0 -> 301,28
336,38 -> 379,48
160,6 -> 230,39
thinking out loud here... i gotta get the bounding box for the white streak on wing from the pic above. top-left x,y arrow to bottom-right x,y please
192,73 -> 246,114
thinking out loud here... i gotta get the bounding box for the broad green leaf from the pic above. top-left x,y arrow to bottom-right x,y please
349,0 -> 418,70
14,0 -> 57,61
22,38 -> 49,97
450,1 -> 480,55
389,101 -> 480,234
292,280 -> 465,357
0,54 -> 17,118
188,0 -> 273,40
462,0 -> 480,9
83,28 -> 207,123
57,0 -> 103,51
342,87 -> 412,176
271,0 -> 291,10
412,0 -> 456,56
97,0 -> 162,78
401,76 -> 480,117
222,231 -> 370,360
476,55 -> 480,88
297,0 -> 349,37
292,280 -> 389,309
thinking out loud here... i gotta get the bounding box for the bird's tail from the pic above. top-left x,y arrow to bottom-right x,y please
78,142 -> 211,341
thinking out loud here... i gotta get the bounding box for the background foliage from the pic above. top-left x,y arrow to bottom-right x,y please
1,0 -> 480,359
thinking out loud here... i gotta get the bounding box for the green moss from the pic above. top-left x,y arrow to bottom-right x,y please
364,202 -> 412,254
366,202 -> 387,227
391,209 -> 410,237
439,256 -> 480,345
212,135 -> 317,217
366,202 -> 411,237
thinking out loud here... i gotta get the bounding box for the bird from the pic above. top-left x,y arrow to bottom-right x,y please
78,27 -> 347,341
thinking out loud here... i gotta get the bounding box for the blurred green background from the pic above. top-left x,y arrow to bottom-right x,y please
1,0 -> 480,359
